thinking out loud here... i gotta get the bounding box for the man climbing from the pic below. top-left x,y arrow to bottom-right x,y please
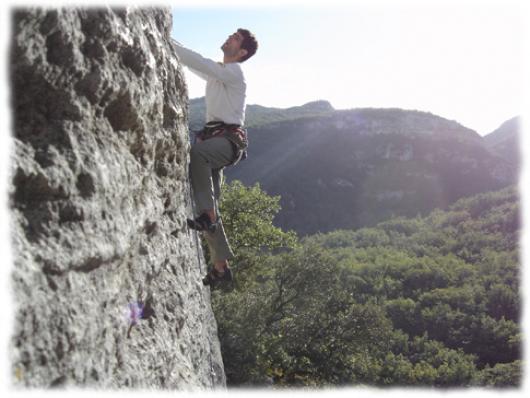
172,29 -> 258,287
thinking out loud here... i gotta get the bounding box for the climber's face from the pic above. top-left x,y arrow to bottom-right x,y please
221,31 -> 248,62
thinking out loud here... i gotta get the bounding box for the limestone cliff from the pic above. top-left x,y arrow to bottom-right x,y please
9,7 -> 225,388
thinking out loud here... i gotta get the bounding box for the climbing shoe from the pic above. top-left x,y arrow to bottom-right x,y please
202,266 -> 233,286
187,213 -> 217,233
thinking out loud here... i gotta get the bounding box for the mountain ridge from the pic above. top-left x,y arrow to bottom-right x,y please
190,96 -> 489,139
483,116 -> 520,168
212,103 -> 519,235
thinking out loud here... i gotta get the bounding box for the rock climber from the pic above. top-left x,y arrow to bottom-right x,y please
171,29 -> 258,286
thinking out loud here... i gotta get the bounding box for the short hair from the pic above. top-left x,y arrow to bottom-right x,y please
237,28 -> 258,62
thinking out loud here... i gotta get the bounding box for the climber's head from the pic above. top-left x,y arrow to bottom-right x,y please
221,28 -> 258,63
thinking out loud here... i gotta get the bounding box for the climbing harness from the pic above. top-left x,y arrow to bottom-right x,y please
193,121 -> 248,166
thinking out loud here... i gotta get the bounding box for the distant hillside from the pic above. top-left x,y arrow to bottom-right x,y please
188,97 -> 334,131
483,117 -> 521,170
220,106 -> 517,235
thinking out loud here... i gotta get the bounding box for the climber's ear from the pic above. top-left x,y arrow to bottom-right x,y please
237,48 -> 248,62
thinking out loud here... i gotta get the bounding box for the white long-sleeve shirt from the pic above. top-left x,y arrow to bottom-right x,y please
172,40 -> 246,126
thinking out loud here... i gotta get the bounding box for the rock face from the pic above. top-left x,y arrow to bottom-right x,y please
9,7 -> 225,388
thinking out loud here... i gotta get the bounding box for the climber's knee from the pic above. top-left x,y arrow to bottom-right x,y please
190,143 -> 207,166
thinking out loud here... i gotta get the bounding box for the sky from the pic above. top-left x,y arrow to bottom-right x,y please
171,0 -> 525,136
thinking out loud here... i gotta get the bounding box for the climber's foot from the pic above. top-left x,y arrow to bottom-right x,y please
202,265 -> 233,286
186,213 -> 217,233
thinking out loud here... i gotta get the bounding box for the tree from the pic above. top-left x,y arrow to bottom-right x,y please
220,180 -> 297,254
473,360 -> 522,387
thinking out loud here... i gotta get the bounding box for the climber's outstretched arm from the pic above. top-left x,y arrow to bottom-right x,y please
171,39 -> 243,85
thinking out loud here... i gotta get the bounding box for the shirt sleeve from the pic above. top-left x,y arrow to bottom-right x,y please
171,40 -> 243,85
185,65 -> 210,81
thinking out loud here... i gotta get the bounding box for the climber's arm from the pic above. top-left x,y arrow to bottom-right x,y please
171,39 -> 242,85
170,39 -> 209,80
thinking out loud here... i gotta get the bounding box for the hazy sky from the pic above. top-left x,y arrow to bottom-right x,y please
171,0 -> 525,135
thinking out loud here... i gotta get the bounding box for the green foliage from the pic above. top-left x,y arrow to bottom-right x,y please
220,180 -> 297,253
258,247 -> 393,386
210,182 -> 521,387
406,335 -> 478,386
486,283 -> 519,321
346,331 -> 478,387
473,360 -> 522,387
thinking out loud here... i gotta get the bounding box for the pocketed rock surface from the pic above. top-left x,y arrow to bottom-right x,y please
9,7 -> 225,388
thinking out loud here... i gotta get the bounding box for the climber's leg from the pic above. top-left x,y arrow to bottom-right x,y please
203,166 -> 234,267
203,217 -> 234,265
188,137 -> 236,286
189,137 -> 234,218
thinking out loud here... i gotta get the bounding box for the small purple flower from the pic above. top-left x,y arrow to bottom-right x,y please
127,302 -> 144,325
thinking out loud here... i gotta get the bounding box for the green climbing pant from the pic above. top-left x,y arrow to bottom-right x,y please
189,136 -> 235,263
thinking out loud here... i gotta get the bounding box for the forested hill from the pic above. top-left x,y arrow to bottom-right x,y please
302,185 -> 521,381
215,183 -> 521,387
219,104 -> 517,235
483,116 -> 521,170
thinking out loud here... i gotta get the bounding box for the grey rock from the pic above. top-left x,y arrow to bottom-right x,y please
9,7 -> 225,389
